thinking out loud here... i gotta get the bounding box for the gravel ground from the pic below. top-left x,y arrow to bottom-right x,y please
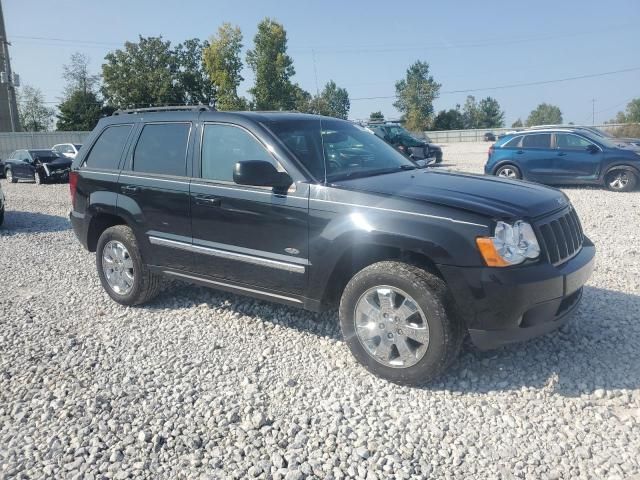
1,142 -> 639,479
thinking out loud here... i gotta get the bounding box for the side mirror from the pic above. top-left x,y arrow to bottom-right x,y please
586,144 -> 599,154
233,160 -> 292,192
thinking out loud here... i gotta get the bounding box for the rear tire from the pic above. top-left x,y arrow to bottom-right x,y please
96,225 -> 162,305
339,261 -> 463,385
0,206 -> 4,227
495,164 -> 521,179
605,169 -> 637,192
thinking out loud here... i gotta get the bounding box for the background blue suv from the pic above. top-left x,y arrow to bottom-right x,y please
485,128 -> 640,192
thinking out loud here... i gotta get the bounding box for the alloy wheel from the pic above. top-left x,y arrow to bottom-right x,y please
6,170 -> 12,182
102,240 -> 135,295
354,286 -> 430,368
498,167 -> 517,178
608,171 -> 629,190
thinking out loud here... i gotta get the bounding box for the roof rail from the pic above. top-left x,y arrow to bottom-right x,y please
113,105 -> 215,115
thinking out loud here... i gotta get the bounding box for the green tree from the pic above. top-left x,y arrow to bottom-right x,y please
309,80 -> 350,119
393,61 -> 440,131
57,53 -> 104,131
461,96 -> 479,129
57,90 -> 103,131
613,98 -> 640,123
174,38 -> 214,105
291,84 -> 312,113
477,96 -> 505,128
526,103 -> 563,126
511,118 -> 524,128
203,24 -> 247,110
17,85 -> 54,132
369,111 -> 384,122
246,18 -> 296,110
432,107 -> 464,130
102,36 -> 180,108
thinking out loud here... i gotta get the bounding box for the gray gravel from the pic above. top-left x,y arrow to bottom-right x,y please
1,143 -> 639,479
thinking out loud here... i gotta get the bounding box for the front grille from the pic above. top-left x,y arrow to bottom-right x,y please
536,207 -> 584,266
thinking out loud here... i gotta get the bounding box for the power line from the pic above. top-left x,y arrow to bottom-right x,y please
349,66 -> 640,101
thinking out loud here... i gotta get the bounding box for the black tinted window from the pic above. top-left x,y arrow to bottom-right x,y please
85,125 -> 133,169
522,134 -> 551,149
201,124 -> 274,182
555,133 -> 593,150
133,123 -> 191,176
504,136 -> 522,148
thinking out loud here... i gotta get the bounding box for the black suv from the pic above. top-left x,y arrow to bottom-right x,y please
365,122 -> 443,164
70,107 -> 595,384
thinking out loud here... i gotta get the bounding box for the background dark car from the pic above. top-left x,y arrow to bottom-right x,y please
4,149 -> 72,184
366,122 -> 443,164
484,132 -> 496,142
485,128 -> 640,191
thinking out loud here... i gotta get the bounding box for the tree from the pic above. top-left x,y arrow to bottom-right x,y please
477,97 -> 504,128
203,24 -> 247,110
292,84 -> 312,113
309,80 -> 350,119
432,107 -> 464,130
62,52 -> 99,97
369,111 -> 384,122
462,95 -> 480,129
511,118 -> 524,128
57,53 -> 104,131
612,98 -> 640,123
526,103 -> 563,126
246,18 -> 296,110
18,85 -> 54,132
393,61 -> 440,131
57,90 -> 103,131
174,38 -> 215,105
102,36 -> 211,109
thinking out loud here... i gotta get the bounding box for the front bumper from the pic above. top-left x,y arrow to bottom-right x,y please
438,237 -> 596,350
44,167 -> 70,182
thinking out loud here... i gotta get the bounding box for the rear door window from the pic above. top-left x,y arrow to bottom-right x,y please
522,134 -> 551,149
84,124 -> 133,169
133,123 -> 191,177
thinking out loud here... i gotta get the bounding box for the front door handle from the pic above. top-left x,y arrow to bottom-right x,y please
557,152 -> 567,156
516,150 -> 524,154
121,185 -> 141,194
195,195 -> 222,207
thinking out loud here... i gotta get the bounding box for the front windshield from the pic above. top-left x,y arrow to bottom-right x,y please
265,118 -> 416,182
30,151 -> 61,163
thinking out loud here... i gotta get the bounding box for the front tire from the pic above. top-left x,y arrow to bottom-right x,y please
495,164 -> 521,179
6,169 -> 17,183
339,261 -> 463,385
96,225 -> 162,305
606,169 -> 637,192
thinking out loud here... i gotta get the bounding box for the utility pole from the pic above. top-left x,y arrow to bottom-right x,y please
0,0 -> 20,132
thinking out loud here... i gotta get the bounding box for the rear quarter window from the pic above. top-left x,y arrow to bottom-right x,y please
502,136 -> 523,148
83,124 -> 133,170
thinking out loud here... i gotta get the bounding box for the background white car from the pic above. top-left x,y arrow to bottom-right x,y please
52,143 -> 82,159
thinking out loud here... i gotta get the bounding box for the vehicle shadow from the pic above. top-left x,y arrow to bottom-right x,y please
438,286 -> 640,396
0,211 -> 71,235
148,283 -> 639,396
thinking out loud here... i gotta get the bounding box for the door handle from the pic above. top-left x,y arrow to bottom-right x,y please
557,152 -> 567,156
516,150 -> 524,154
121,185 -> 141,194
195,195 -> 222,207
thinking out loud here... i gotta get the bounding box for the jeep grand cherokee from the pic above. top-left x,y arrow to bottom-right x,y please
69,107 -> 595,385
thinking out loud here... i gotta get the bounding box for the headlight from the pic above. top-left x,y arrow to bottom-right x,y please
476,220 -> 540,267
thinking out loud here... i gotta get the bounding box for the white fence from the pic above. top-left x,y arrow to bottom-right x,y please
0,131 -> 90,160
424,123 -> 631,143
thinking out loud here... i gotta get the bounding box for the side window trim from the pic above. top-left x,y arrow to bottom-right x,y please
198,121 -> 288,183
126,121 -> 193,178
81,123 -> 135,171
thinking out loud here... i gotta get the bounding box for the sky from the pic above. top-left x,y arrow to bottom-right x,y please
4,0 -> 640,126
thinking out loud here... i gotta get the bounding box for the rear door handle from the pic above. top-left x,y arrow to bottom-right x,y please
516,150 -> 524,154
195,195 -> 222,207
121,185 -> 141,194
557,152 -> 567,156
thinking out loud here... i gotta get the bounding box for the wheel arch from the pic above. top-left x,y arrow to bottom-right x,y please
86,212 -> 128,252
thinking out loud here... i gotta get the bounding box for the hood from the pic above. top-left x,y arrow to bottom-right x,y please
334,169 -> 568,219
45,157 -> 73,169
